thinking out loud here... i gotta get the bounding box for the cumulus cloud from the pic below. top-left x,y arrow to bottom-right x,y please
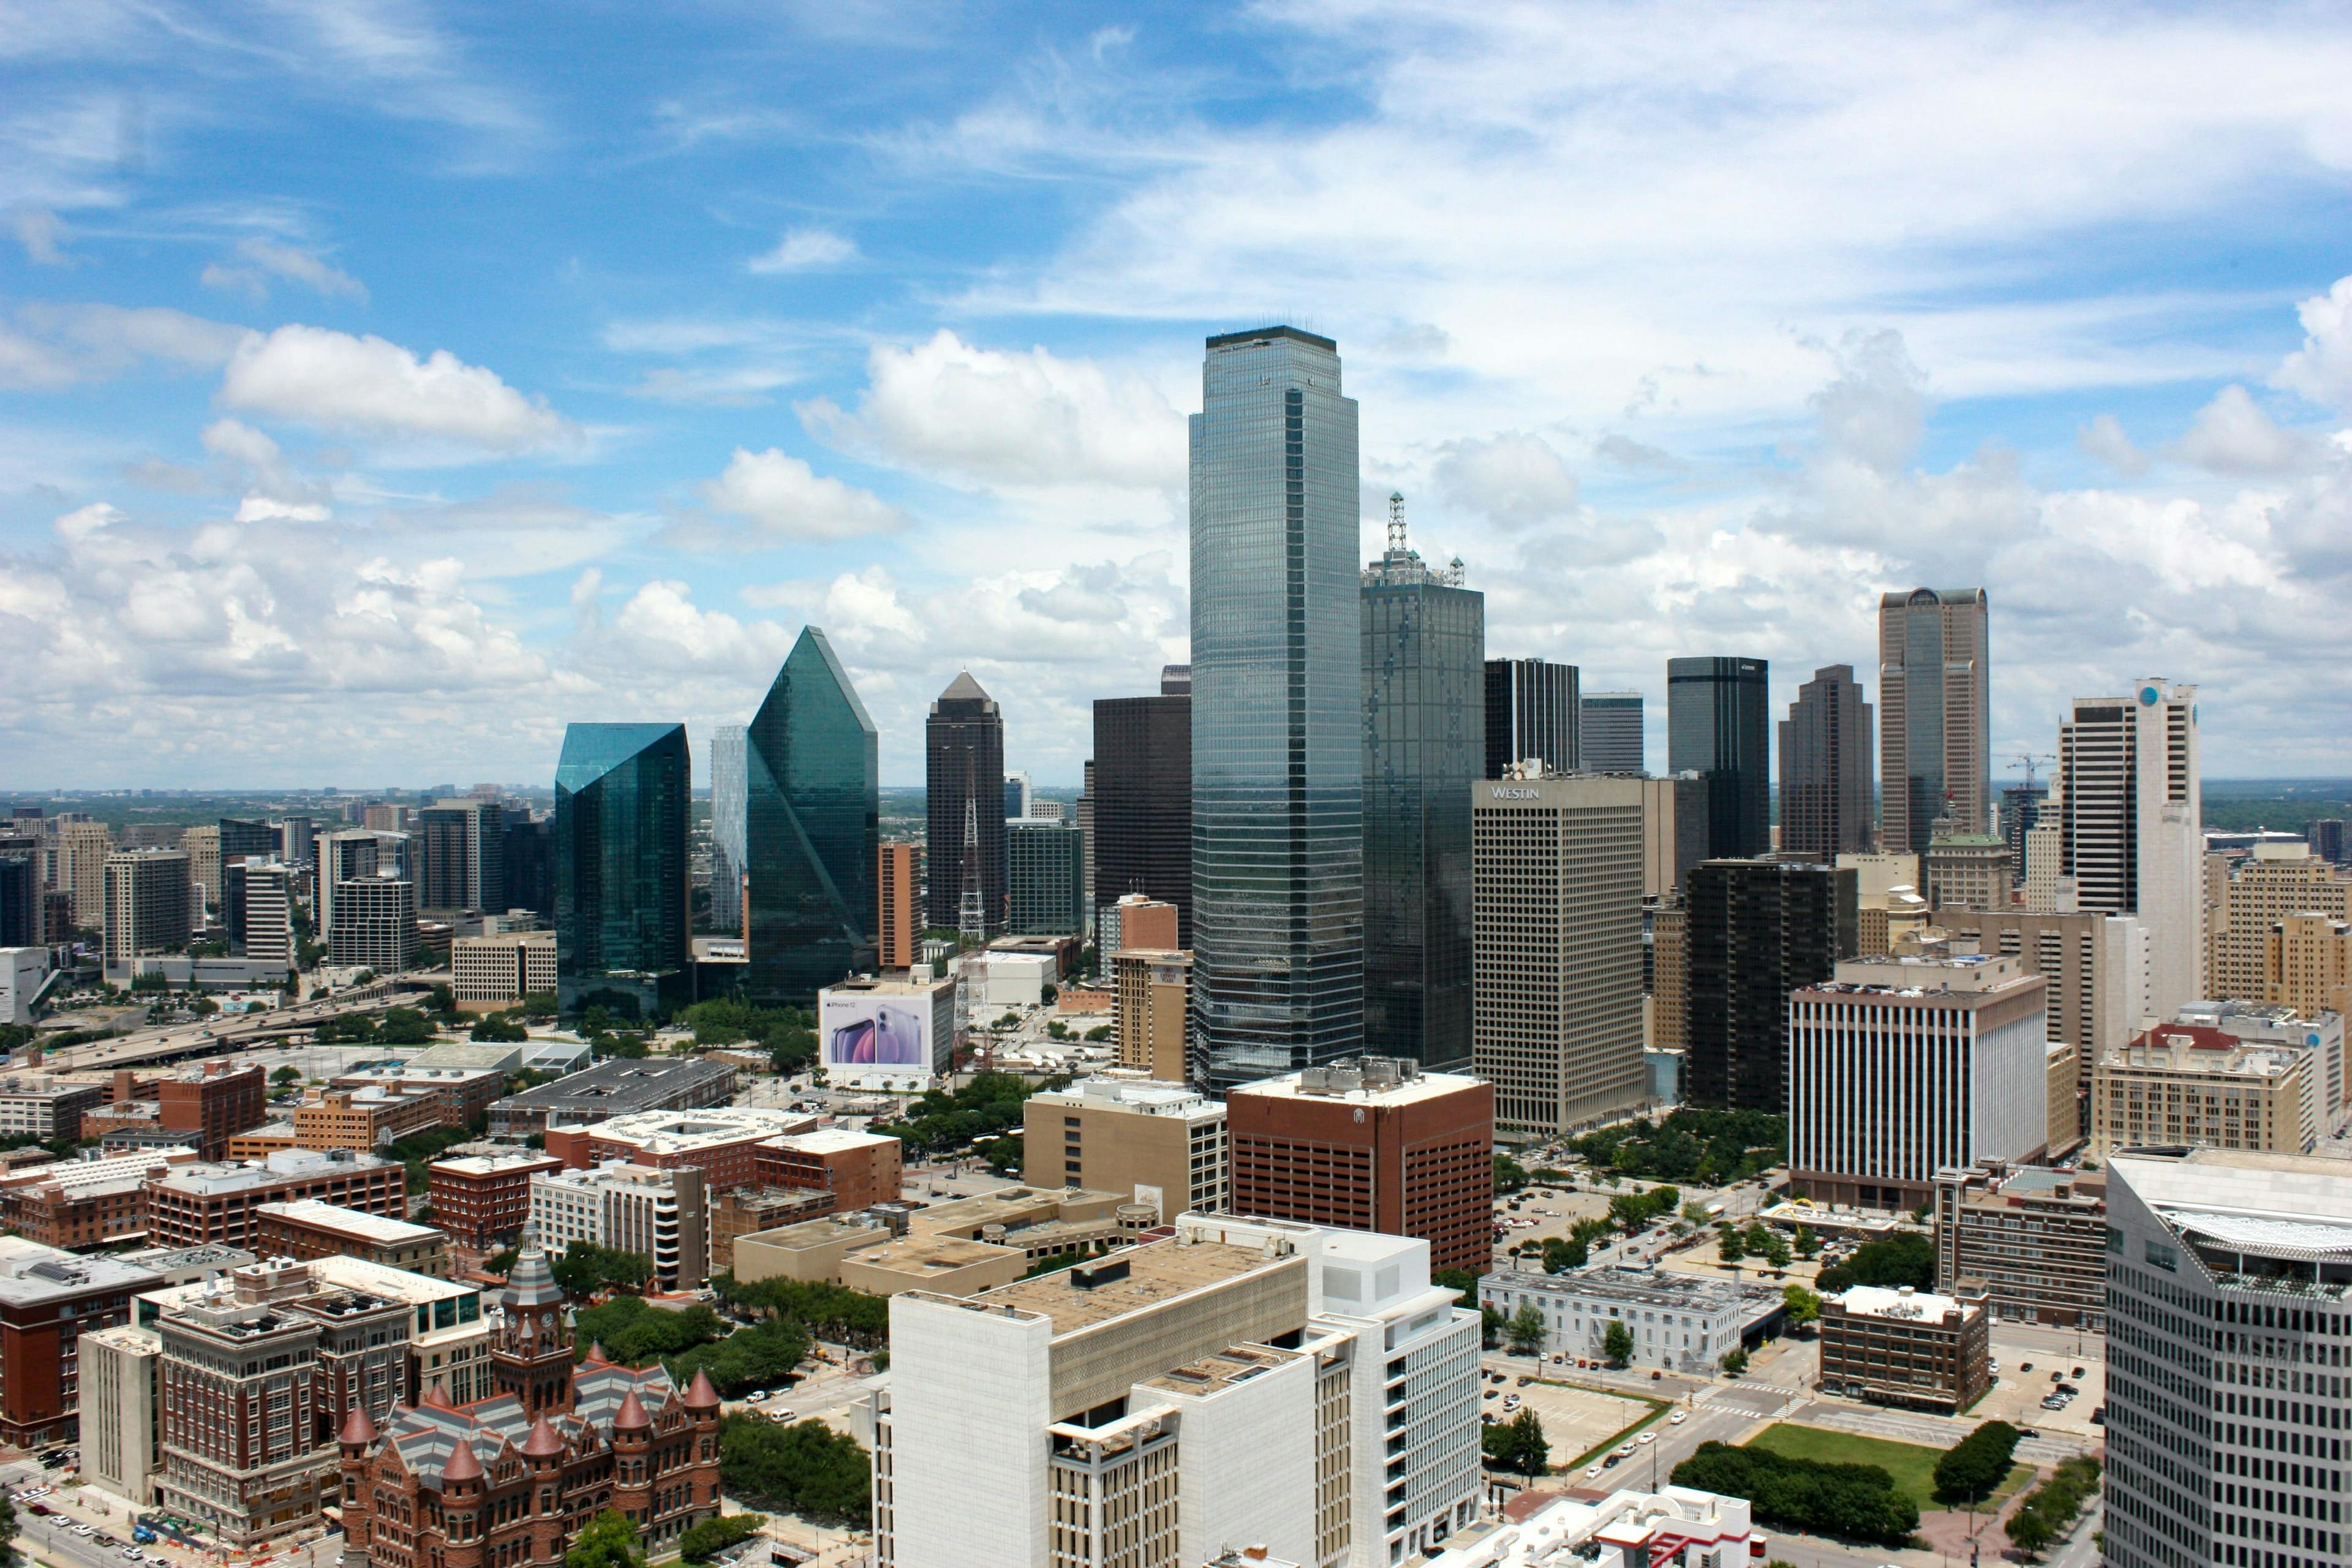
2276,274 -> 2352,411
2171,385 -> 2313,476
746,227 -> 858,273
202,238 -> 368,302
1434,431 -> 1580,528
219,325 -> 578,451
671,447 -> 907,548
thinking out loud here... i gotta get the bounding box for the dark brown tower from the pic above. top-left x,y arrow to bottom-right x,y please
488,1226 -> 574,1415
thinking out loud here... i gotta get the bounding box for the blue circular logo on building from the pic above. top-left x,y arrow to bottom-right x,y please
2139,685 -> 2160,706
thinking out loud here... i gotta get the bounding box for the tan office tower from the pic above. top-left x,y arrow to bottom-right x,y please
2207,843 -> 2348,1001
1940,908 -> 2149,1087
1639,774 -> 1707,900
2267,912 -> 2351,1021
1472,774 -> 1645,1136
179,824 -> 221,916
1649,902 -> 1687,1054
1877,587 -> 1989,853
1924,833 -> 2010,911
58,820 -> 115,930
878,840 -> 920,970
1022,1078 -> 1227,1222
102,849 -> 192,967
2056,679 -> 2202,1016
1114,949 -> 1191,1082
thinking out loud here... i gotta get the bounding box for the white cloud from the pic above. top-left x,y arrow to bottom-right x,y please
2171,385 -> 2313,476
2076,413 -> 2148,476
2276,274 -> 2352,411
1433,431 -> 1580,529
202,237 -> 368,302
9,206 -> 68,263
677,447 -> 907,547
219,325 -> 578,451
0,303 -> 246,388
746,227 -> 858,273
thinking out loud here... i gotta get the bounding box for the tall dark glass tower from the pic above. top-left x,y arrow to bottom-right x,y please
925,671 -> 1005,937
554,723 -> 690,995
1189,325 -> 1363,1090
1092,670 -> 1192,946
1684,858 -> 1855,1110
746,628 -> 879,1002
1667,656 -> 1770,859
1483,658 -> 1578,778
1777,664 -> 1873,862
1362,497 -> 1483,1072
1578,692 -> 1645,773
501,808 -> 555,918
1878,587 -> 1990,853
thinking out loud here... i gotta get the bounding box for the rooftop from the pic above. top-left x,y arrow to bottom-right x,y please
1835,1284 -> 1980,1321
763,1127 -> 895,1155
149,1147 -> 396,1194
496,1056 -> 732,1112
256,1199 -> 442,1244
1031,1079 -> 1221,1117
1814,954 -> 2037,997
307,1253 -> 477,1305
1139,1343 -> 1302,1399
0,1237 -> 160,1304
1485,1265 -> 1754,1315
843,1232 -> 1014,1274
956,1233 -> 1298,1336
912,1186 -> 1122,1236
0,1076 -> 103,1102
1233,1057 -> 1480,1106
581,1106 -> 815,1152
821,972 -> 957,998
431,1150 -> 564,1177
1,1147 -> 198,1193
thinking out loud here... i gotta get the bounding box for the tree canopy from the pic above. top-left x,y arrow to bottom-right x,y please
551,1241 -> 654,1297
1932,1421 -> 2020,1506
1573,1109 -> 1786,1185
1672,1442 -> 1917,1547
1815,1232 -> 1934,1294
1480,1408 -> 1550,1476
679,1513 -> 766,1565
720,1414 -> 872,1526
563,1510 -> 644,1568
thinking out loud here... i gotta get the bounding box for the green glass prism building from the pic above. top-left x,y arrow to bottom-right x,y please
1189,326 -> 1364,1090
554,722 -> 690,1011
745,627 -> 878,1003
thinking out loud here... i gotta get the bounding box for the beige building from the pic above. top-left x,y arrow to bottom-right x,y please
1836,852 -> 1927,957
1933,1162 -> 2106,1329
102,849 -> 192,968
1646,901 -> 1686,1054
2089,1023 -> 2317,1159
1937,908 -> 2149,1090
2046,1041 -> 2081,1155
178,825 -> 221,916
1023,1077 -> 1226,1222
1114,949 -> 1191,1081
81,1323 -> 162,1505
1639,774 -> 1706,900
451,930 -> 556,1012
58,821 -> 115,932
2208,843 -> 2349,1001
2267,912 -> 2351,1020
1925,833 -> 2010,911
2022,821 -> 2067,912
733,1185 -> 1133,1297
530,1160 -> 709,1291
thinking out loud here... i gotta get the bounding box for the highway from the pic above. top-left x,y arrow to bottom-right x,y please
29,985 -> 407,1072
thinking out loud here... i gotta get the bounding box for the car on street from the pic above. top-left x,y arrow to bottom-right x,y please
1669,1411 -> 1687,1425
1585,1464 -> 1603,1479
1635,1433 -> 1655,1445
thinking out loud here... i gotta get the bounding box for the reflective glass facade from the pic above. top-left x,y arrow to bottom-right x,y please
1007,820 -> 1086,935
1189,326 -> 1363,1089
1578,692 -> 1645,774
1482,658 -> 1577,779
1091,691 -> 1191,944
1363,541 -> 1483,1072
1876,587 -> 1990,852
554,722 -> 690,981
925,673 -> 1006,935
746,628 -> 878,1002
709,724 -> 747,935
1777,663 -> 1873,862
1666,656 -> 1771,860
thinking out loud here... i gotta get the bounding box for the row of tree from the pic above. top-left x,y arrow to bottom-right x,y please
1932,1420 -> 2020,1506
1815,1231 -> 1934,1293
1572,1109 -> 1788,1185
2006,1454 -> 2100,1559
719,1412 -> 872,1526
713,1272 -> 891,1350
869,1071 -> 1061,1159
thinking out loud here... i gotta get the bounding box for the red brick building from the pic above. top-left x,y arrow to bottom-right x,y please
82,1062 -> 267,1160
1227,1057 -> 1495,1276
145,1148 -> 407,1249
542,1107 -> 816,1192
0,1240 -> 161,1448
429,1151 -> 564,1251
750,1129 -> 902,1213
0,1147 -> 199,1249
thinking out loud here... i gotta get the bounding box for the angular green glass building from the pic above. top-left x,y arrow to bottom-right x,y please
554,722 -> 690,1010
746,627 -> 879,1003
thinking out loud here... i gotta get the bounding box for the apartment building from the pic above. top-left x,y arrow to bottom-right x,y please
426,1150 -> 564,1251
81,1061 -> 268,1161
0,1238 -> 160,1447
1932,1161 -> 2107,1329
1114,948 -> 1192,1083
326,872 -> 415,973
253,1199 -> 448,1276
2090,1025 -> 2319,1160
541,1104 -> 815,1189
102,849 -> 192,973
0,1076 -> 105,1141
529,1161 -> 708,1289
1818,1283 -> 1992,1414
0,1146 -> 199,1249
858,1213 -> 1481,1568
144,1148 -> 407,1249
450,929 -> 555,1012
1023,1077 -> 1228,1223
2206,842 -> 2348,1002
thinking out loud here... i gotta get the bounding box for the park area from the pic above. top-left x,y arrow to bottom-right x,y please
1682,1422 -> 2046,1556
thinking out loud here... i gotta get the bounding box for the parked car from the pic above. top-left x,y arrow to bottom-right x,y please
2019,1362 -> 2034,1373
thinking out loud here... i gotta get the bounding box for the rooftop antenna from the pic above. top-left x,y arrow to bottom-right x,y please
1387,491 -> 1407,555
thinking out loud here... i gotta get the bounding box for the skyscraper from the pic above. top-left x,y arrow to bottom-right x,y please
1684,859 -> 1855,1110
925,672 -> 1005,938
1092,670 -> 1193,946
2056,678 -> 2203,1017
1362,497 -> 1483,1072
2000,782 -> 2045,888
1777,664 -> 1873,862
1667,656 -> 1770,859
746,628 -> 880,1003
417,800 -> 505,916
1189,325 -> 1362,1090
1578,691 -> 1645,773
554,723 -> 690,1000
1006,820 -> 1085,936
709,724 -> 747,936
500,809 -> 554,919
1483,658 -> 1577,779
1877,587 -> 1990,852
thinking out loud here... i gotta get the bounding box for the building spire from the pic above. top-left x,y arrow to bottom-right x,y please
1387,491 -> 1407,555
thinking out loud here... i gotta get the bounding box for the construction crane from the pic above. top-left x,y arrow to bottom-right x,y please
2010,752 -> 2057,793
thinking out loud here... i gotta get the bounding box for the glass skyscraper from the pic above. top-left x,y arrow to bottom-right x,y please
1483,658 -> 1577,779
554,722 -> 690,1000
1877,586 -> 1990,852
1007,819 -> 1086,935
1666,655 -> 1771,859
1777,664 -> 1872,862
1363,500 -> 1483,1072
1189,325 -> 1363,1090
709,724 -> 747,936
1578,691 -> 1645,773
745,627 -> 878,1003
1093,674 -> 1192,945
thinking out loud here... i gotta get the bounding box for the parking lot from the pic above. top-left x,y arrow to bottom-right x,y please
1478,1366 -> 1660,1468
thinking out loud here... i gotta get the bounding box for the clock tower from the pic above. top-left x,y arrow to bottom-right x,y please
490,1226 -> 575,1415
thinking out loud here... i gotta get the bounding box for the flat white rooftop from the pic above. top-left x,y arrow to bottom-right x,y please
255,1198 -> 440,1244
1836,1284 -> 1977,1320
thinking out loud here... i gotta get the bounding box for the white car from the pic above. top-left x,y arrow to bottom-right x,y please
1585,1464 -> 1603,1479
1636,1433 -> 1656,1445
1669,1411 -> 1688,1425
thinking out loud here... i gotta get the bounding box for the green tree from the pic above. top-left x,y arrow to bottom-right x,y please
0,1489 -> 17,1558
1716,1225 -> 1746,1264
1781,1283 -> 1821,1329
1505,1302 -> 1547,1355
375,1006 -> 435,1044
484,1248 -> 519,1275
1932,1420 -> 2020,1506
551,1242 -> 654,1297
679,1513 -> 767,1564
564,1509 -> 644,1568
521,991 -> 558,1020
2005,1507 -> 2055,1558
1493,1152 -> 1531,1195
1815,1231 -> 1934,1294
720,1414 -> 872,1525
1719,1347 -> 1748,1376
1670,1442 -> 1915,1547
978,1134 -> 1023,1174
472,1011 -> 529,1042
1481,1407 -> 1550,1476
270,1065 -> 302,1086
1602,1319 -> 1634,1366
1479,1302 -> 1504,1350
426,982 -> 457,1015
1793,1224 -> 1820,1257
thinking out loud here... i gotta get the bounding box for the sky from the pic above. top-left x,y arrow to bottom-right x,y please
2,0 -> 2350,791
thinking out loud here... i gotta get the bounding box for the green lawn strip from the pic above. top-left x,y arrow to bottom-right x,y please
1985,1461 -> 2038,1507
1540,1381 -> 1672,1474
1743,1422 -> 1946,1507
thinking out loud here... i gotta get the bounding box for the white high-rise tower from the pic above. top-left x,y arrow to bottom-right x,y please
2056,678 -> 2201,1020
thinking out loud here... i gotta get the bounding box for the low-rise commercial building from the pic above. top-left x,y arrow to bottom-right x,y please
750,1127 -> 903,1212
80,1061 -> 267,1161
530,1161 -> 708,1290
325,1063 -> 508,1129
542,1104 -> 816,1188
293,1085 -> 445,1151
143,1148 -> 407,1249
0,1146 -> 200,1249
1818,1283 -> 1991,1413
1023,1077 -> 1227,1223
0,1238 -> 160,1447
487,1055 -> 735,1136
733,1186 -> 1134,1297
1933,1161 -> 2107,1329
0,1076 -> 105,1142
426,1150 -> 563,1251
2089,1023 -> 2319,1159
254,1199 -> 449,1276
1476,1267 -> 1775,1372
450,929 -> 556,1012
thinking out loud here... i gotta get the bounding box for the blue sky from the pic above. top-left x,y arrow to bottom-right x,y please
3,0 -> 2350,788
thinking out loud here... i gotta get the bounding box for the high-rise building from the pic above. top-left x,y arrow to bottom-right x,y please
500,809 -> 554,919
2206,842 -> 2348,1003
554,723 -> 690,998
1006,819 -> 1085,935
1939,909 -> 2152,1087
745,627 -> 880,1003
1787,952 -> 2049,1212
0,846 -> 36,948
2267,911 -> 2351,1022
1639,774 -> 1709,900
1876,586 -> 1990,852
1578,690 -> 1644,773
59,820 -> 116,932
1472,775 -> 1646,1136
1022,1079 -> 1227,1224
1648,901 -> 1688,1057
876,840 -> 920,970
1924,833 -> 2010,911
2101,1147 -> 2352,1568
238,861 -> 295,970
1002,771 -> 1031,826
1228,1057 -> 1494,1276
178,824 -> 221,916
314,831 -> 379,938
1362,501 -> 1483,1073
1114,948 -> 1192,1083
417,799 -> 505,916
1188,326 -> 1363,1091
709,723 -> 747,937
216,818 -> 273,870
2056,678 -> 2203,1016
925,671 -> 1006,938
2089,1023 -> 2320,1160
1777,663 -> 1872,862
275,816 -> 315,872
102,850 -> 191,969
1075,760 -> 1095,924
2310,817 -> 2349,866
1092,673 -> 1193,946
451,930 -> 555,1012
329,872 -> 415,973
2000,783 -> 2046,888
1666,656 -> 1770,859
1482,657 -> 1576,778
1684,859 -> 1855,1110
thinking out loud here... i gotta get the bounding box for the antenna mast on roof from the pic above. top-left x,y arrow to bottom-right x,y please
1387,491 -> 1407,555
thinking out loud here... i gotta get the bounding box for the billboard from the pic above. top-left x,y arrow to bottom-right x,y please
821,993 -> 937,1071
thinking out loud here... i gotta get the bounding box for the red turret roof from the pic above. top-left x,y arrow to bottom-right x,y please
584,1341 -> 608,1364
422,1381 -> 458,1411
682,1369 -> 721,1409
614,1388 -> 651,1430
442,1439 -> 483,1483
522,1415 -> 566,1457
339,1406 -> 379,1446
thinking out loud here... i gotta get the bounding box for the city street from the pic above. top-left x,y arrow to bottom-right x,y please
2,1460 -> 343,1568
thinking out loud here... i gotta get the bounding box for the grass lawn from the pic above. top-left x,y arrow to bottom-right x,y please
1986,1461 -> 2037,1507
1744,1422 -> 1947,1507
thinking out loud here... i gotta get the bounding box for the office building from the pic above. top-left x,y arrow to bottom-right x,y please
530,1161 -> 708,1290
1640,774 -> 1708,901
498,809 -> 552,920
2267,911 -> 2351,1022
294,1083 -> 446,1152
1839,850 -> 1926,955
59,820 -> 117,931
315,830 -> 379,937
81,1061 -> 266,1161
427,1150 -> 564,1251
1877,587 -> 1991,851
2000,783 -> 2046,890
1189,327 -> 1365,1091
337,1234 -> 722,1563
735,1186 -> 1131,1298
274,815 -> 315,871
1114,948 -> 1193,1083
1477,1267 -> 1765,1370
1665,657 -> 1769,859
1817,1283 -> 1991,1414
253,1199 -> 447,1276
859,1213 -> 1481,1568
0,845 -> 37,949
1100,891 -> 1178,965
102,848 -> 192,971
1472,775 -> 1646,1136
450,929 -> 552,1011
417,799 -> 505,916
1363,508 -> 1482,1072
2055,678 -> 2203,1016
144,1148 -> 406,1249
1092,680 -> 1196,948
177,824 -> 221,916
1648,902 -> 1687,1056
554,721 -> 691,1003
487,1056 -> 736,1137
739,628 -> 878,1001
1003,770 -> 1033,825
1483,657 -> 1577,778
2101,1147 -> 2352,1568
0,1238 -> 159,1448
1777,664 -> 1872,862
1787,952 -> 2050,1212
1579,690 -> 1644,773
1228,1057 -> 1493,1276
1684,859 -> 1856,1111
323,869 -> 409,974
2090,1023 -> 2319,1159
877,840 -> 919,969
2311,817 -> 2349,865
1,1148 -> 197,1250
0,946 -> 51,1027
709,722 -> 747,936
1022,1078 -> 1227,1223
1939,908 -> 2149,1087
1007,818 -> 1086,935
926,669 -> 1008,938
2207,842 -> 2348,1003
541,1104 -> 821,1189
81,1321 -> 162,1504
0,1075 -> 104,1141
1933,1162 -> 2106,1328
1924,832 -> 2010,911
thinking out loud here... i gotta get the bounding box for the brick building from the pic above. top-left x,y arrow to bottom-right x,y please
541,1106 -> 814,1190
1933,1161 -> 2108,1329
295,1087 -> 446,1152
80,1063 -> 266,1161
1226,1058 -> 1494,1276
0,1238 -> 160,1448
255,1199 -> 450,1277
1818,1283 -> 1992,1414
325,1065 -> 508,1130
428,1151 -> 564,1251
0,1147 -> 199,1249
145,1149 -> 407,1250
750,1129 -> 902,1213
0,1076 -> 106,1143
